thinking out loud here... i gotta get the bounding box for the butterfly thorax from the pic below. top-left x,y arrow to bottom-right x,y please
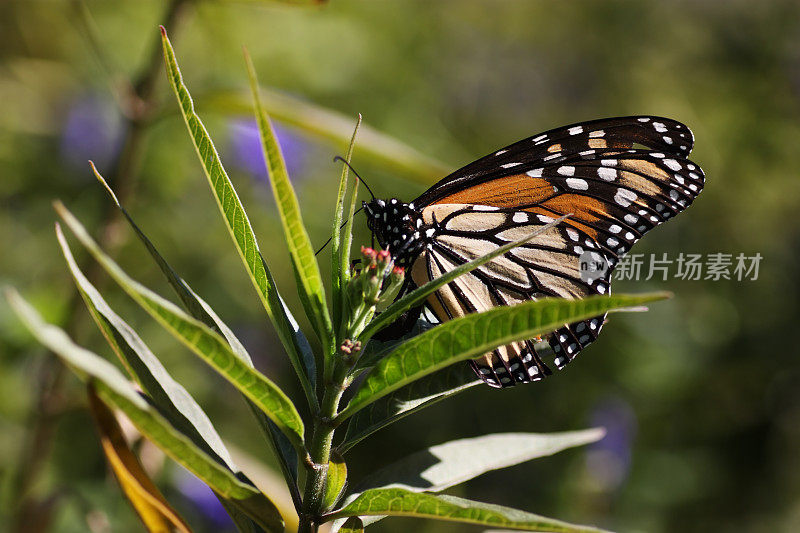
363,198 -> 431,266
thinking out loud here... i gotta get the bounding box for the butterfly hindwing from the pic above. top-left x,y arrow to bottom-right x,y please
409,204 -> 613,387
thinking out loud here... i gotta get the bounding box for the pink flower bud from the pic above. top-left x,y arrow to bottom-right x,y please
360,246 -> 376,260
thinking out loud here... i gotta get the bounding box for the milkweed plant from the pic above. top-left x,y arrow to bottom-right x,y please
5,27 -> 669,532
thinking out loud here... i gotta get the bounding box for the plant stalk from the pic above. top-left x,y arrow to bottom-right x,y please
299,371 -> 346,533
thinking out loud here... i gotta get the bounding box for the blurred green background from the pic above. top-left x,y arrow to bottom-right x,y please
2,0 -> 800,531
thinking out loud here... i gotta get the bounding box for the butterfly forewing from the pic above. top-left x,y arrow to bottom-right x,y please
415,116 -> 695,207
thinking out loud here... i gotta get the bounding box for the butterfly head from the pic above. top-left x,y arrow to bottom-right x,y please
363,198 -> 426,263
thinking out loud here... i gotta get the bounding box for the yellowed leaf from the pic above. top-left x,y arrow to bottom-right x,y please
88,385 -> 192,533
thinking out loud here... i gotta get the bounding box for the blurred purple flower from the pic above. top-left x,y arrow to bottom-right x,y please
227,118 -> 307,182
60,92 -> 123,171
585,396 -> 637,491
175,469 -> 232,528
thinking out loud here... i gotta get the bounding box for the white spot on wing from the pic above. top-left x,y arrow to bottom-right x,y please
614,189 -> 638,207
557,166 -> 575,176
597,167 -> 616,181
566,178 -> 588,190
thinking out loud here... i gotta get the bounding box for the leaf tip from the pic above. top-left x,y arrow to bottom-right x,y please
51,199 -> 67,217
159,25 -> 167,37
3,287 -> 30,327
2,285 -> 18,304
89,162 -> 120,206
587,426 -> 607,442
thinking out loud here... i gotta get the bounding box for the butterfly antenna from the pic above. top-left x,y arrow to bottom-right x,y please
314,206 -> 365,256
333,156 -> 376,200
315,236 -> 333,256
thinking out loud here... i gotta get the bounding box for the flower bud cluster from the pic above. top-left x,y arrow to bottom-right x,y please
339,339 -> 361,356
348,247 -> 404,306
342,246 -> 406,354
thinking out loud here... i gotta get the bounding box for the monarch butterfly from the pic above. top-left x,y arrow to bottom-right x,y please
362,116 -> 704,388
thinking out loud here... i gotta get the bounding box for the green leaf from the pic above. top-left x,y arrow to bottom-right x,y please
338,135 -> 366,331
339,429 -> 605,530
355,319 -> 437,371
323,451 -> 348,511
340,364 -> 479,454
199,88 -> 450,184
338,292 -> 670,421
54,202 -> 306,453
326,488 -> 607,532
92,162 -> 251,362
92,164 -> 303,502
338,517 -> 364,533
56,224 -> 239,473
159,27 -> 316,409
243,48 -> 334,353
56,223 -> 297,521
360,216 -> 569,343
5,290 -> 285,532
356,429 -> 605,494
331,115 -> 361,339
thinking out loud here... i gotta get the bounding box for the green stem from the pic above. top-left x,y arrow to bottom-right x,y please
299,371 -> 346,532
